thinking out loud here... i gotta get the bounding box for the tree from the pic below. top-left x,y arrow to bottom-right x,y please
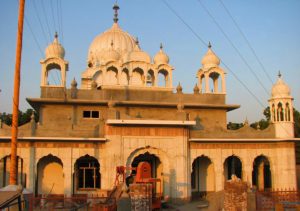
294,108 -> 300,138
250,106 -> 300,137
227,122 -> 244,130
0,109 -> 38,126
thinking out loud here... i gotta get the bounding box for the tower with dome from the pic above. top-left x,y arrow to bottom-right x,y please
0,3 -> 298,205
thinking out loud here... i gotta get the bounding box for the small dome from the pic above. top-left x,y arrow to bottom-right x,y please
102,41 -> 121,63
88,23 -> 136,64
271,73 -> 291,98
45,33 -> 65,59
201,43 -> 220,68
125,39 -> 151,63
154,43 -> 169,65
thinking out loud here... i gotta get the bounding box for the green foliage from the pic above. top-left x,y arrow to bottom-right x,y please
0,109 -> 38,126
294,108 -> 300,138
227,122 -> 243,130
227,106 -> 300,137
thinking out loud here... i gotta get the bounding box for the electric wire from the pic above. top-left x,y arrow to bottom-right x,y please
56,0 -> 62,44
196,0 -> 270,96
24,16 -> 58,86
163,0 -> 294,136
218,0 -> 274,85
40,0 -> 61,85
162,0 -> 207,47
161,0 -> 266,108
58,0 -> 64,43
31,0 -> 49,44
40,0 -> 52,43
50,0 -> 57,33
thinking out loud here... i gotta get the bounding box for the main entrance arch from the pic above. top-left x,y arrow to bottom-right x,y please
126,147 -> 171,198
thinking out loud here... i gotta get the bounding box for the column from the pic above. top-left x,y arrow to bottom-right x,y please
205,73 -> 210,93
221,74 -> 226,93
199,75 -> 202,93
62,148 -> 72,196
61,66 -> 66,87
154,71 -> 158,87
258,162 -> 264,191
28,147 -> 36,192
213,78 -> 218,93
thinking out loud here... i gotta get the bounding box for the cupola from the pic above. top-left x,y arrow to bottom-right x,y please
201,42 -> 220,68
154,43 -> 169,65
45,32 -> 65,59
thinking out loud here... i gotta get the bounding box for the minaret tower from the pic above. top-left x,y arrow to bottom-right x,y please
197,42 -> 226,94
269,72 -> 294,138
40,32 -> 68,87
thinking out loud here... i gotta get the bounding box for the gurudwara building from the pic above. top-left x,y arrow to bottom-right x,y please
0,4 -> 298,202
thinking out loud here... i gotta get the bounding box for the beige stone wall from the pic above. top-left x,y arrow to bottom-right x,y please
190,142 -> 297,191
0,140 -> 297,200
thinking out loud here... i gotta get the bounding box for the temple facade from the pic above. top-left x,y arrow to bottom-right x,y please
0,4 -> 298,202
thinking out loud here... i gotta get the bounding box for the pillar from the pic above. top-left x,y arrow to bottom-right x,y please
258,162 -> 264,191
205,74 -> 210,93
62,148 -> 72,196
221,74 -> 226,93
213,78 -> 218,93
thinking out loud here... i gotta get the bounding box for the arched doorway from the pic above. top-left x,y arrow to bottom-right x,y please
224,155 -> 242,180
130,152 -> 163,194
37,155 -> 64,195
74,155 -> 100,191
252,155 -> 272,191
126,147 -> 171,198
191,156 -> 215,199
0,155 -> 25,188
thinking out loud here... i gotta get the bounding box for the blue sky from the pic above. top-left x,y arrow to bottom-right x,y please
0,0 -> 299,123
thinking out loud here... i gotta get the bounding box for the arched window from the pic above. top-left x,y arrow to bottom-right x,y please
146,70 -> 155,87
119,69 -> 129,85
46,63 -> 62,86
252,155 -> 272,191
209,72 -> 221,93
132,68 -> 144,86
106,66 -> 118,85
277,102 -> 284,121
93,70 -> 103,87
158,69 -> 169,87
74,155 -> 100,189
191,156 -> 215,197
224,155 -> 242,180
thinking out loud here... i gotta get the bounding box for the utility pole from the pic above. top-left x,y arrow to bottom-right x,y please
10,0 -> 25,185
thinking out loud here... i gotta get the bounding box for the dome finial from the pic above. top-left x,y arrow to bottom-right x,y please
160,43 -> 163,50
208,41 -> 212,49
55,31 -> 58,39
113,2 -> 120,23
278,71 -> 282,78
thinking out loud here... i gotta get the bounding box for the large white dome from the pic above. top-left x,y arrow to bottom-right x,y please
88,23 -> 136,65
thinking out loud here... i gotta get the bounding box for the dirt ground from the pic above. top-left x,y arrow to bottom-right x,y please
117,192 -> 224,211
